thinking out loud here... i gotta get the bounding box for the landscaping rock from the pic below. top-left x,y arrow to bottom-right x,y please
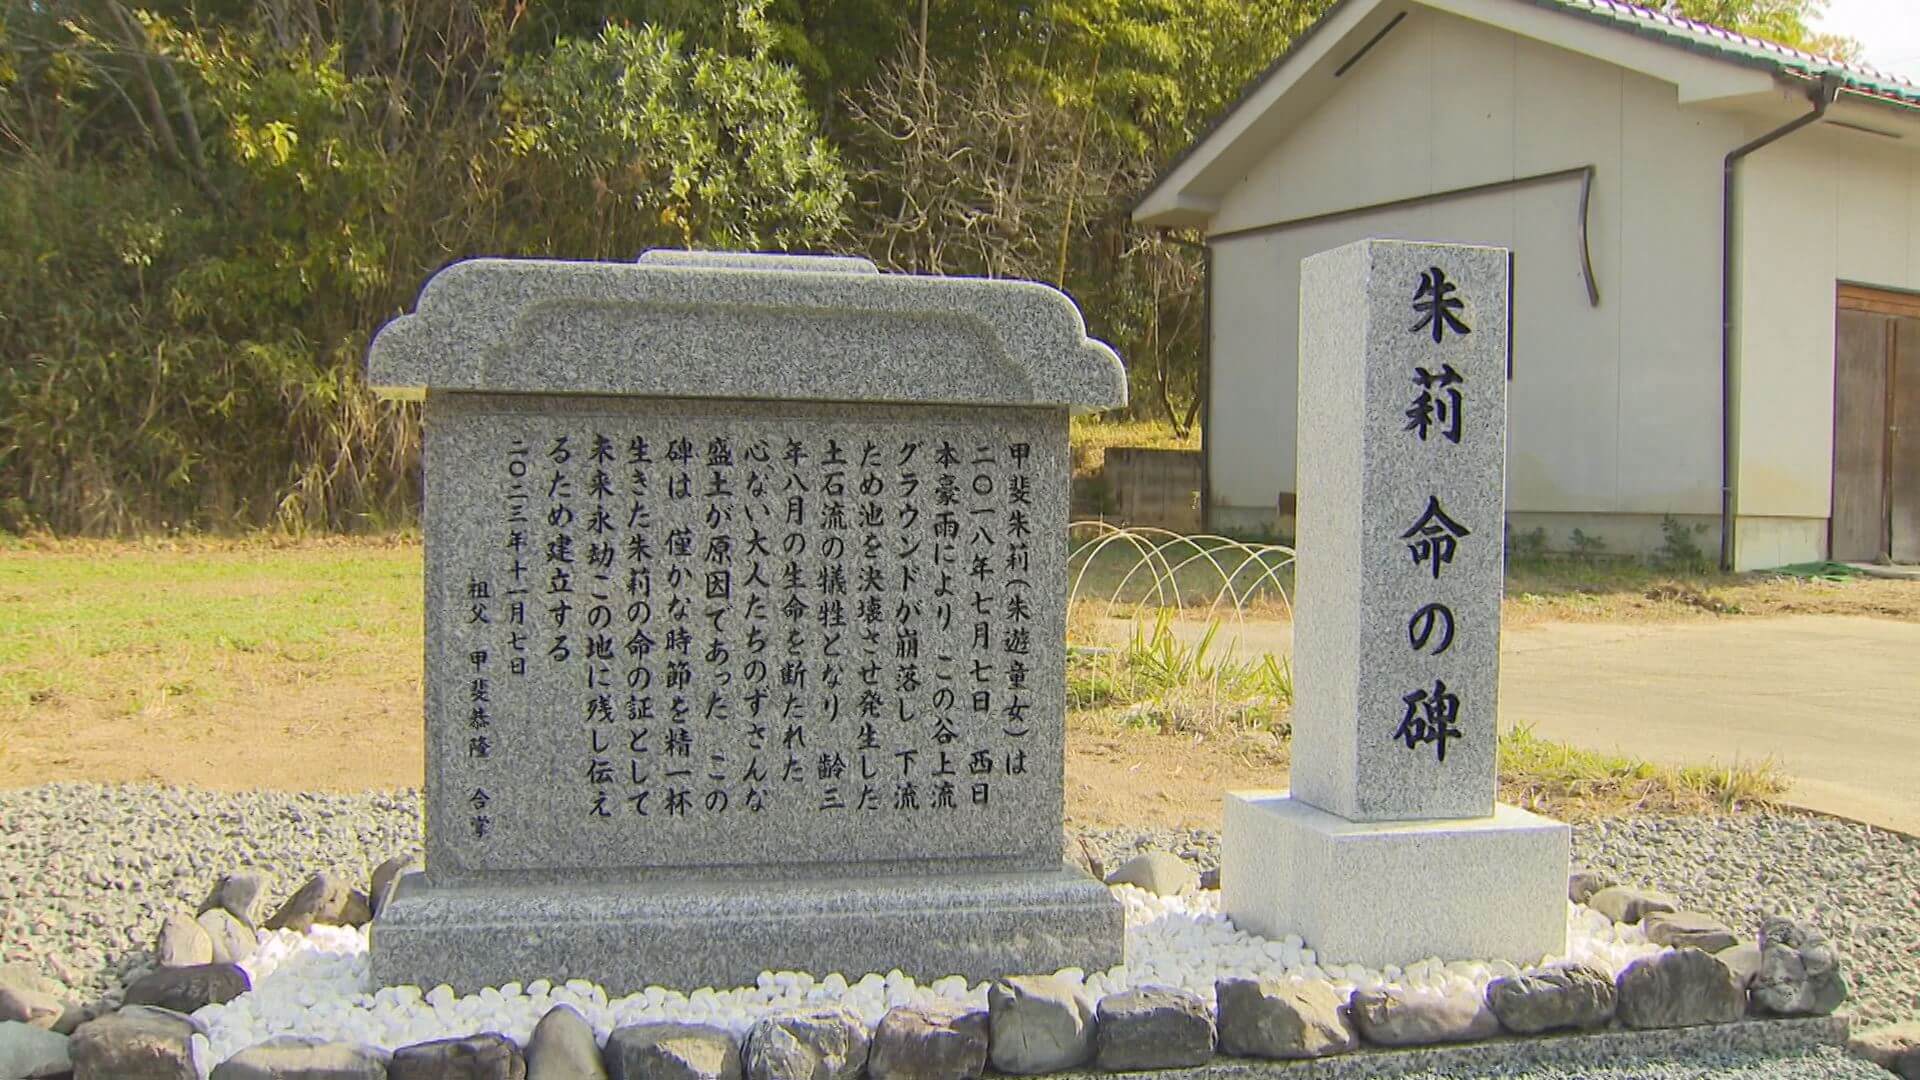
0,966 -> 61,1000
1066,835 -> 1103,883
1900,1048 -> 1920,1080
1615,949 -> 1745,1029
1349,988 -> 1498,1047
1642,911 -> 1740,953
1213,977 -> 1354,1060
1197,868 -> 1220,891
0,985 -> 63,1029
867,1002 -> 987,1080
197,908 -> 257,966
266,872 -> 371,932
0,1021 -> 70,1079
368,855 -> 421,919
743,1007 -> 868,1080
199,873 -> 269,928
1587,885 -> 1678,925
210,1034 -> 392,1080
1484,963 -> 1615,1034
390,1033 -> 526,1080
69,1006 -> 204,1080
1716,942 -> 1764,989
1568,869 -> 1612,905
606,1022 -> 740,1080
1093,986 -> 1214,1070
526,1004 -> 607,1080
986,975 -> 1096,1074
1850,1021 -> 1920,1077
1103,853 -> 1197,897
123,962 -> 251,1014
154,911 -> 213,968
1752,916 -> 1848,1017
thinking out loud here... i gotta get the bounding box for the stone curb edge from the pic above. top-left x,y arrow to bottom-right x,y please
1074,1015 -> 1849,1080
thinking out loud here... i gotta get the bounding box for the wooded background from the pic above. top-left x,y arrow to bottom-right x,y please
0,0 -> 1847,534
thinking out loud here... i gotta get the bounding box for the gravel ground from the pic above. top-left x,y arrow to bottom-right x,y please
3,783 -> 1915,1039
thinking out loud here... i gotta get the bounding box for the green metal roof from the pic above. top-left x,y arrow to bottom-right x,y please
1536,0 -> 1920,109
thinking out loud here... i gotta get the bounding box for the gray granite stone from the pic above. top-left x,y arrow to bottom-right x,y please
367,253 -> 1125,993
123,962 -> 251,1014
1288,239 -> 1510,823
868,1002 -> 988,1080
1213,977 -> 1355,1060
0,1021 -> 69,1079
1093,987 -> 1215,1070
390,1033 -> 525,1080
1752,916 -> 1848,1017
1567,868 -> 1612,905
209,1034 -> 392,1080
1349,987 -> 1499,1047
1717,942 -> 1764,990
267,871 -> 369,932
1588,885 -> 1679,926
0,985 -> 62,1029
1615,949 -> 1747,1029
741,1007 -> 868,1080
1483,963 -> 1615,1034
987,975 -> 1097,1075
1642,911 -> 1740,953
370,855 -> 422,919
366,254 -> 1126,411
1104,852 -> 1198,897
1221,793 -> 1567,967
1048,1016 -> 1849,1080
373,866 -> 1117,994
198,908 -> 257,966
154,911 -> 213,967
526,1004 -> 606,1080
69,1006 -> 204,1080
606,1022 -> 739,1080
199,872 -> 269,928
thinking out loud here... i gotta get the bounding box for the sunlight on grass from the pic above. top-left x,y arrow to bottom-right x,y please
1069,610 -> 1292,737
1498,722 -> 1788,820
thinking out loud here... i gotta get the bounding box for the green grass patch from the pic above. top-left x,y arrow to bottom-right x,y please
1498,723 -> 1787,819
0,541 -> 421,722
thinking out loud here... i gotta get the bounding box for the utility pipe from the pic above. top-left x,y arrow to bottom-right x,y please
1720,71 -> 1844,571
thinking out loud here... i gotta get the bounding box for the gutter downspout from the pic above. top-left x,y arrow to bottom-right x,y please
1153,228 -> 1213,534
1720,71 -> 1843,571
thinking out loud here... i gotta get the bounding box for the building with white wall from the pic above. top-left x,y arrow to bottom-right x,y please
1133,0 -> 1920,569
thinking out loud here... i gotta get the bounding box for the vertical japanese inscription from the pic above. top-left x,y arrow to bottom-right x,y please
432,396 -> 1063,874
1393,265 -> 1473,764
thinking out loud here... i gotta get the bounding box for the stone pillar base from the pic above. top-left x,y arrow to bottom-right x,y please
372,865 -> 1123,994
1223,791 -> 1569,968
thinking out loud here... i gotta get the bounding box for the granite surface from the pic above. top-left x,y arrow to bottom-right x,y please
1060,1016 -> 1849,1080
371,251 -> 1127,994
1220,792 -> 1568,969
371,865 -> 1123,994
1288,239 -> 1510,823
365,252 -> 1127,412
421,395 -> 1071,884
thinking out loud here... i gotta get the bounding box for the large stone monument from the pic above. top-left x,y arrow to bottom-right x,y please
1222,239 -> 1569,967
365,250 -> 1127,993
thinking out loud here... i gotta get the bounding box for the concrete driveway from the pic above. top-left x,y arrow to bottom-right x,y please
1178,614 -> 1920,835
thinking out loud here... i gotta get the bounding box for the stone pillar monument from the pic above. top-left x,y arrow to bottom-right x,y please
365,250 -> 1126,993
1222,239 -> 1569,967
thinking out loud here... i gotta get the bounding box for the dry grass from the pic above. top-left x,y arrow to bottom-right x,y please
1068,415 -> 1197,479
1498,723 -> 1789,821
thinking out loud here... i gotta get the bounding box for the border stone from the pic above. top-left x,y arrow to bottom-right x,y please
1057,1015 -> 1846,1080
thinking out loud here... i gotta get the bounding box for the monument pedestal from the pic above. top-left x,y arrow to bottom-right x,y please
372,865 -> 1121,994
1223,792 -> 1569,968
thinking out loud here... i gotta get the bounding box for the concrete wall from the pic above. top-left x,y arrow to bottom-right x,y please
1734,119 -> 1920,567
1203,4 -> 1920,566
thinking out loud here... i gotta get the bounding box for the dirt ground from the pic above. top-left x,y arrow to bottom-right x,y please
3,538 -> 1914,831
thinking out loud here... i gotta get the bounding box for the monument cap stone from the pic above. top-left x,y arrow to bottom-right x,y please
365,251 -> 1125,993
